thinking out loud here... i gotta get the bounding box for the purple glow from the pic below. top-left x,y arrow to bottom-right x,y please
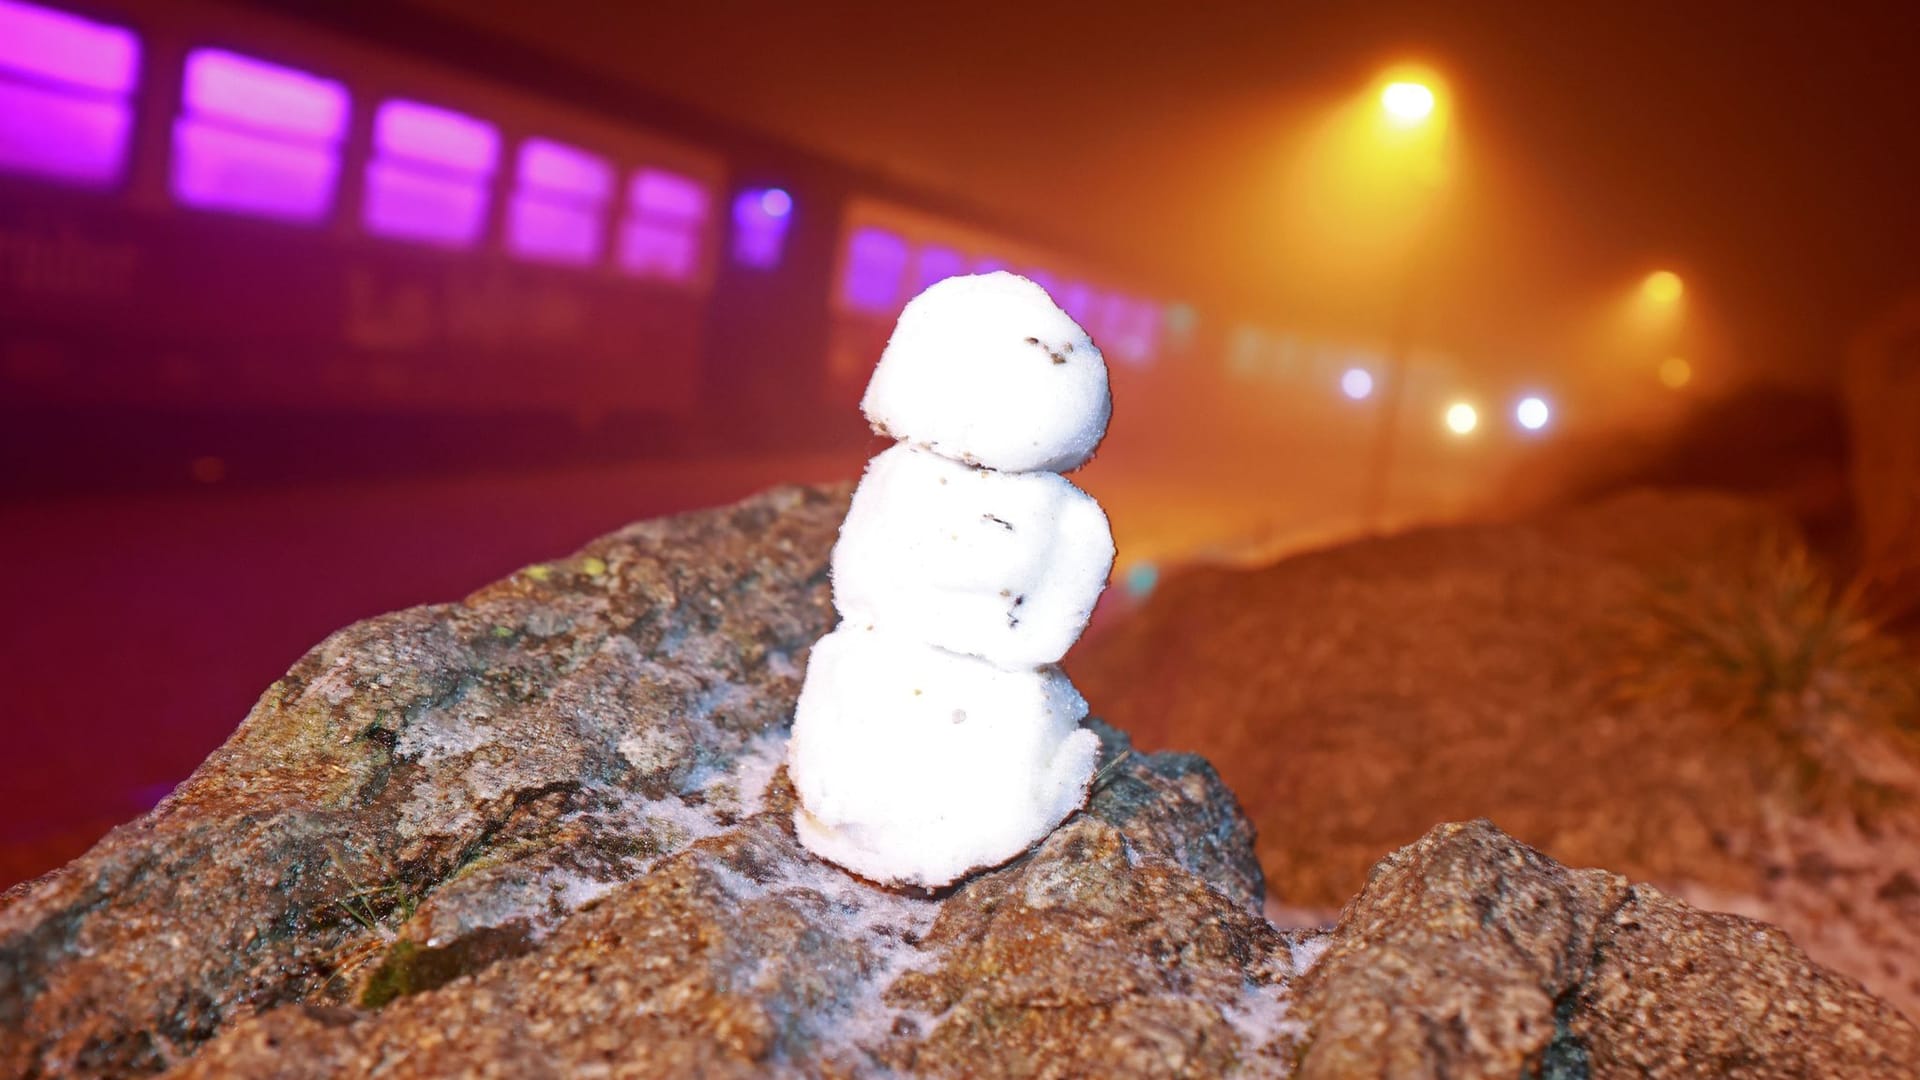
910,246 -> 965,292
617,168 -> 708,282
0,0 -> 139,94
842,227 -> 909,313
509,196 -> 601,265
366,161 -> 488,247
517,138 -> 612,203
0,78 -> 131,184
971,256 -> 1010,274
629,168 -> 706,221
1102,297 -> 1160,366
183,49 -> 346,142
1057,283 -> 1097,326
619,221 -> 698,280
374,99 -> 498,173
365,99 -> 495,248
172,117 -> 339,222
1021,268 -> 1059,295
731,187 -> 792,269
507,138 -> 613,265
173,50 -> 346,221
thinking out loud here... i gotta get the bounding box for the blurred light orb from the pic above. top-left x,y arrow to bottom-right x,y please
1659,356 -> 1693,388
759,187 -> 793,217
1515,396 -> 1550,431
1642,269 -> 1683,304
1445,401 -> 1478,435
1381,81 -> 1436,125
1340,367 -> 1374,400
1125,561 -> 1160,600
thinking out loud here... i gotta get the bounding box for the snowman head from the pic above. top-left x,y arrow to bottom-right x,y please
861,272 -> 1112,474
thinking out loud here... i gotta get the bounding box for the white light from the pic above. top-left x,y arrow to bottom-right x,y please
1381,81 -> 1436,126
1516,396 -> 1550,431
1445,402 -> 1477,435
1340,367 -> 1374,400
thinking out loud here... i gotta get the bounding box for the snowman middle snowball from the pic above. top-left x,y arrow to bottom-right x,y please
787,272 -> 1116,888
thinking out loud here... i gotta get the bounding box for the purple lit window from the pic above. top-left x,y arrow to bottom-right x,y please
1057,283 -> 1097,327
507,137 -> 612,265
172,49 -> 347,222
617,167 -> 708,283
731,186 -> 792,269
0,0 -> 139,186
841,227 -> 908,313
364,99 -> 498,248
1102,296 -> 1160,367
1020,268 -> 1059,296
910,246 -> 964,293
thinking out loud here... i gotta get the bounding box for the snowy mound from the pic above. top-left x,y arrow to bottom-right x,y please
787,627 -> 1100,888
832,444 -> 1114,669
862,272 -> 1111,474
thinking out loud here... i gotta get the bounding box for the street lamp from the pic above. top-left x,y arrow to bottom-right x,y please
1381,81 -> 1436,126
1359,67 -> 1451,529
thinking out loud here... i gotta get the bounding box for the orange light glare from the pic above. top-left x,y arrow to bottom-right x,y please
1642,270 -> 1684,304
1659,356 -> 1692,388
1380,81 -> 1436,126
1444,401 -> 1478,435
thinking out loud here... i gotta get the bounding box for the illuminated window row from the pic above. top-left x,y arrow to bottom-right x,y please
838,224 -> 1166,366
0,0 -> 747,280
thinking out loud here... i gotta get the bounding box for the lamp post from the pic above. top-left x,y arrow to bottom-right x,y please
1359,73 -> 1451,531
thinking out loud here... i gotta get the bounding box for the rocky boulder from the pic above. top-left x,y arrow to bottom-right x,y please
1074,489 -> 1920,1019
3,485 -> 1915,1077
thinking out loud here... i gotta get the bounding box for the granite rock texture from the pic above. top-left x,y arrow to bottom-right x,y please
1075,489 -> 1920,1018
3,484 -> 1916,1078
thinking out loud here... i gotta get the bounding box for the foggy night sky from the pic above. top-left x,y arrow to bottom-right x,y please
405,0 -> 1920,382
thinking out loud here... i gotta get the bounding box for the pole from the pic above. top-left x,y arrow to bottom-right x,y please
1359,209 -> 1435,532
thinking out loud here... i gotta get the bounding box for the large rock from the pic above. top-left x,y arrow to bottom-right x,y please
1293,820 -> 1919,1078
1074,489 -> 1920,1018
3,484 -> 1915,1077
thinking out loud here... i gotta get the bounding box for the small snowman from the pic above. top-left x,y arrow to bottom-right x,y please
787,272 -> 1116,889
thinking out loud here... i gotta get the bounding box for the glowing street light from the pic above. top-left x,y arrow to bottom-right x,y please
1515,396 -> 1550,431
1444,401 -> 1478,435
1380,80 -> 1437,126
1642,269 -> 1683,304
1341,367 -> 1375,400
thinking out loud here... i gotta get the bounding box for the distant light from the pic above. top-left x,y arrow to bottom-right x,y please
1340,367 -> 1374,400
507,138 -> 613,265
1445,401 -> 1478,435
1124,561 -> 1159,600
732,186 -> 793,268
1659,356 -> 1692,389
1515,396 -> 1550,431
173,49 -> 348,223
1642,269 -> 1683,304
1380,81 -> 1436,126
0,0 -> 141,94
618,167 -> 709,282
365,100 -> 498,248
841,225 -> 909,313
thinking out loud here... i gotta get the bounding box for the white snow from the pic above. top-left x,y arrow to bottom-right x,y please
791,272 -> 1112,888
788,627 -> 1099,888
862,272 -> 1111,474
832,444 -> 1114,669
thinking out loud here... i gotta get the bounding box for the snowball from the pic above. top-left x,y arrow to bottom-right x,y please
832,444 -> 1114,669
862,272 -> 1111,474
787,626 -> 1101,888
